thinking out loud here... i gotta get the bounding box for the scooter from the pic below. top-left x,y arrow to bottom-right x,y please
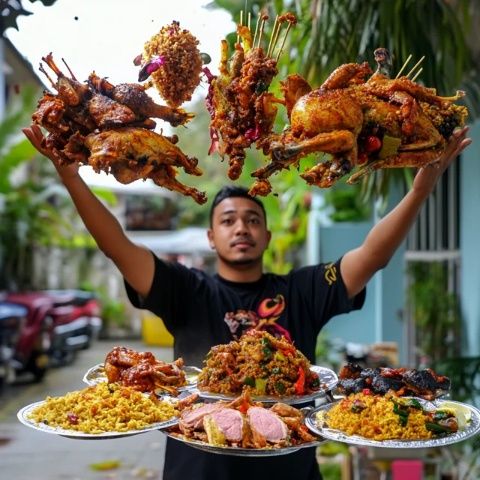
0,301 -> 28,388
4,290 -> 102,381
41,289 -> 102,365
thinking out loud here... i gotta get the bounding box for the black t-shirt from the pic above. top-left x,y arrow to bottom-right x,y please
125,254 -> 365,480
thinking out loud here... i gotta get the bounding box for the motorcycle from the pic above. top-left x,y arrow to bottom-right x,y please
0,301 -> 28,388
4,289 -> 102,381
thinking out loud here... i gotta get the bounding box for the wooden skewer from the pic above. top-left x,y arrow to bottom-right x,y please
247,12 -> 251,32
275,21 -> 294,61
406,55 -> 425,79
256,15 -> 268,49
395,53 -> 412,78
252,13 -> 260,47
267,15 -> 280,58
411,67 -> 423,82
237,10 -> 244,44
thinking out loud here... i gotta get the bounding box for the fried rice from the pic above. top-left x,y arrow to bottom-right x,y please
142,21 -> 202,107
321,392 -> 434,441
28,382 -> 178,434
197,330 -> 320,396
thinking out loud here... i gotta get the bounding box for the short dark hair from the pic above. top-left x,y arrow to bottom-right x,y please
209,185 -> 267,226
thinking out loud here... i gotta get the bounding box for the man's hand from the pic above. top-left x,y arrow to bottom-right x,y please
412,126 -> 472,196
22,124 -> 80,180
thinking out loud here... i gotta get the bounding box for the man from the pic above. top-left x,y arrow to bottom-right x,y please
23,124 -> 471,480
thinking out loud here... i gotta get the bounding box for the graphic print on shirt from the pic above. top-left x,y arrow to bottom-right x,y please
223,294 -> 292,340
324,262 -> 338,285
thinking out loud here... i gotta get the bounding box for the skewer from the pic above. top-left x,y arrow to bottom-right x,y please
405,55 -> 425,79
256,15 -> 268,49
252,13 -> 261,47
237,10 -> 244,44
395,54 -> 412,79
411,67 -> 423,82
267,15 -> 280,58
247,12 -> 251,32
275,21 -> 294,61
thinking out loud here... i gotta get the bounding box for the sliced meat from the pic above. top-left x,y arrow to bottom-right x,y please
206,408 -> 244,442
179,402 -> 225,430
247,406 -> 288,443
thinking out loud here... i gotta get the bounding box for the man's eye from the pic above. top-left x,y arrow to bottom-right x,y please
248,218 -> 260,224
221,218 -> 233,225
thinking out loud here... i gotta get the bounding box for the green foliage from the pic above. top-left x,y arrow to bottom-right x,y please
322,182 -> 371,223
0,87 -> 97,289
406,261 -> 461,364
0,0 -> 58,34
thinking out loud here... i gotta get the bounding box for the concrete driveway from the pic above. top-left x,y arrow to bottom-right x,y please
0,339 -> 174,480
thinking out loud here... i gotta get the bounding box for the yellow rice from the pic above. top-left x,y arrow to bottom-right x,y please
321,392 -> 433,441
28,382 -> 178,434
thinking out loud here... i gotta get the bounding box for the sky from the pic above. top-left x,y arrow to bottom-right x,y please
5,0 -> 235,191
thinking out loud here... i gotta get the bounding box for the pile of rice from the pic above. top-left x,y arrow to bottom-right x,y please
143,21 -> 203,107
320,392 -> 433,441
28,383 -> 178,434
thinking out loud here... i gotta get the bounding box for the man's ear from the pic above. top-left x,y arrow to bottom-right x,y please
207,229 -> 215,249
266,230 -> 272,247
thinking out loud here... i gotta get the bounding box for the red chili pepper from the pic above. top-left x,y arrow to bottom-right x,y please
365,135 -> 382,153
357,152 -> 368,165
362,388 -> 372,395
294,367 -> 306,395
238,398 -> 249,414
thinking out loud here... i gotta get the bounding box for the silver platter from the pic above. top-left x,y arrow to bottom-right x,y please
305,398 -> 480,449
164,432 -> 323,456
196,365 -> 338,405
17,400 -> 179,440
82,363 -> 201,392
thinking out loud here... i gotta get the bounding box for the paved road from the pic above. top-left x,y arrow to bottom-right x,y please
0,339 -> 174,480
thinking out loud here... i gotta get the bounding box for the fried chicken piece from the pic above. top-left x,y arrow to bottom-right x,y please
84,127 -> 207,204
88,73 -> 193,127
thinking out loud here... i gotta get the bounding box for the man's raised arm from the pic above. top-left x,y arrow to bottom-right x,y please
340,126 -> 472,298
23,125 -> 155,298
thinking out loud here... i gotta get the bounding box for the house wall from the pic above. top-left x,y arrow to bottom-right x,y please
460,118 -> 480,356
317,210 -> 406,363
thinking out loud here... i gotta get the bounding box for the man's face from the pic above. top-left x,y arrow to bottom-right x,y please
207,197 -> 271,267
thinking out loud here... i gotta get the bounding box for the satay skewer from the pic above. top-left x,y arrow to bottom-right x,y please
406,55 -> 425,79
395,53 -> 412,78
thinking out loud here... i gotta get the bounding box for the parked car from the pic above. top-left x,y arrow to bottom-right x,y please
4,290 -> 102,381
0,301 -> 28,388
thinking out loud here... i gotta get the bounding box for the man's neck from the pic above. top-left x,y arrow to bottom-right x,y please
216,262 -> 263,283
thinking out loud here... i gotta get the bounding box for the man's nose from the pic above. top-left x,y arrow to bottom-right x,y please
234,219 -> 248,234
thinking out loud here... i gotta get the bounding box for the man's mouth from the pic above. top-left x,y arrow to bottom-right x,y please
231,239 -> 255,248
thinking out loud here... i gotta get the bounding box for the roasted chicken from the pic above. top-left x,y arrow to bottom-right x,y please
206,14 -> 467,196
251,49 -> 468,195
31,53 -> 207,203
104,346 -> 187,395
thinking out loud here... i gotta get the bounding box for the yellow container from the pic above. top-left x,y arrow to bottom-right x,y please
142,313 -> 174,347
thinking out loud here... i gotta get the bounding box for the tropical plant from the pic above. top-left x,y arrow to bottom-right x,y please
0,86 -> 114,290
406,261 -> 461,364
0,0 -> 58,34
